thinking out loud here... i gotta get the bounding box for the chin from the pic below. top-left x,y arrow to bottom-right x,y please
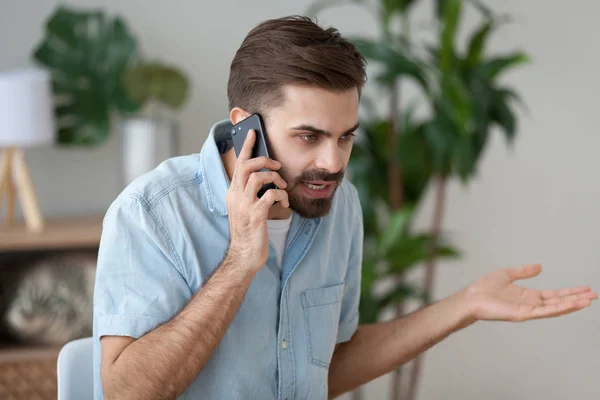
289,196 -> 335,219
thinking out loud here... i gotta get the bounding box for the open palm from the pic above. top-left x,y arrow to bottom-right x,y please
468,264 -> 597,322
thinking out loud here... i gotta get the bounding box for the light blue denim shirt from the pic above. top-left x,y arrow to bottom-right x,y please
93,119 -> 363,399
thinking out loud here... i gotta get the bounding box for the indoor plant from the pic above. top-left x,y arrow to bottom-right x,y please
307,0 -> 530,399
32,6 -> 190,183
119,61 -> 189,184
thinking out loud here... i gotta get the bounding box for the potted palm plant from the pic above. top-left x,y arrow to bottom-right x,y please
307,0 -> 530,399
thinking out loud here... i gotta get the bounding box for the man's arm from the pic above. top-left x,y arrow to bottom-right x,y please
101,252 -> 256,400
327,288 -> 475,399
328,263 -> 597,398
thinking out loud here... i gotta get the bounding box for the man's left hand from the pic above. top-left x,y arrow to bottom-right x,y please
464,264 -> 597,322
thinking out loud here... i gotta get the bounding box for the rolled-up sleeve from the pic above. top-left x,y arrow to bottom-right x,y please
336,185 -> 363,343
94,196 -> 192,339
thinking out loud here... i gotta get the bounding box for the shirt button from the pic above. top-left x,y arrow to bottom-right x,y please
281,340 -> 288,350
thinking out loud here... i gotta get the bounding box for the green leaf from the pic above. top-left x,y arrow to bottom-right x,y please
382,0 -> 419,17
46,6 -> 84,49
423,118 -> 449,173
358,291 -> 380,324
33,40 -> 87,77
124,63 -> 189,110
397,124 -> 433,203
349,125 -> 389,236
495,87 -> 529,113
490,90 -> 517,143
476,52 -> 530,80
56,100 -> 110,145
439,0 -> 462,74
32,6 -> 141,146
351,38 -> 428,90
378,208 -> 413,254
434,0 -> 444,17
441,72 -> 472,131
437,244 -> 461,258
464,20 -> 493,68
387,234 -> 429,272
349,162 -> 382,236
386,234 -> 460,274
378,283 -> 424,308
453,134 -> 476,181
361,118 -> 393,163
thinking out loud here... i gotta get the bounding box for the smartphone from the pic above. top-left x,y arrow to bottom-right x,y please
230,113 -> 277,198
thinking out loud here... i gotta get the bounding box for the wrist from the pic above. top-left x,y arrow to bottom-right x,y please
450,288 -> 480,329
224,244 -> 261,273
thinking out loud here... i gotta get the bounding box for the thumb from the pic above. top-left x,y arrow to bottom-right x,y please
507,263 -> 542,281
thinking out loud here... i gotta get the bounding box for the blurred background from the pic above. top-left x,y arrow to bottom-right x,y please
0,0 -> 598,399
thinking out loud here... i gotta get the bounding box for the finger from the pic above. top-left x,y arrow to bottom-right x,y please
246,172 -> 287,201
542,291 -> 598,305
540,285 -> 593,300
507,264 -> 542,281
238,129 -> 256,162
256,189 -> 290,211
242,156 -> 281,174
230,130 -> 256,190
234,156 -> 281,191
530,297 -> 593,319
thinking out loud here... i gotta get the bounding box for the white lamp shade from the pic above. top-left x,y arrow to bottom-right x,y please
0,68 -> 56,147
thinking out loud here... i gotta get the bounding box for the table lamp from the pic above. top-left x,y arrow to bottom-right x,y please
0,68 -> 56,232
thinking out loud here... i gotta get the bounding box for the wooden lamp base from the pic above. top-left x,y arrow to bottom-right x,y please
0,147 -> 44,232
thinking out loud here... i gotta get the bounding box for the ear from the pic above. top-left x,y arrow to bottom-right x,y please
229,107 -> 251,125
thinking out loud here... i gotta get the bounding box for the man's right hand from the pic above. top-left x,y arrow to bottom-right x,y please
225,129 -> 290,270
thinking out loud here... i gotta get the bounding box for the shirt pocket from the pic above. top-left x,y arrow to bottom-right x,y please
301,282 -> 344,369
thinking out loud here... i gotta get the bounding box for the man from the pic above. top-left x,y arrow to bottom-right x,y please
93,16 -> 597,400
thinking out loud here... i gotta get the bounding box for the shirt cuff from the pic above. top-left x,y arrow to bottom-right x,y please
336,314 -> 359,343
96,314 -> 166,339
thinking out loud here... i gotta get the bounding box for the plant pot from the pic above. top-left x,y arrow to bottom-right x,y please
120,117 -> 179,186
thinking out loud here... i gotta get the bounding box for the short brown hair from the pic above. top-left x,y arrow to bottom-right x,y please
227,15 -> 367,114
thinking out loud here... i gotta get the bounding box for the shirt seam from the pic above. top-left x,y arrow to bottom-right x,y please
145,174 -> 204,209
127,191 -> 192,279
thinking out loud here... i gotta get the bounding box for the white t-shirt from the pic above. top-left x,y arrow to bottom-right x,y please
267,215 -> 293,268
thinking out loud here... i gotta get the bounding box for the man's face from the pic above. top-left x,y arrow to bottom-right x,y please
264,84 -> 360,219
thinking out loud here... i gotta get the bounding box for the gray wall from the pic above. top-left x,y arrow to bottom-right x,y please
2,0 -> 598,398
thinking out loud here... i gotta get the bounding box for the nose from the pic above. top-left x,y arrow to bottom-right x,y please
314,143 -> 343,174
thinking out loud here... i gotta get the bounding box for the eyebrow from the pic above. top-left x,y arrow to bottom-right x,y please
290,122 -> 360,138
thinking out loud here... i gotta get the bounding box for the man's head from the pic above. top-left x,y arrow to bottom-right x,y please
227,16 -> 367,219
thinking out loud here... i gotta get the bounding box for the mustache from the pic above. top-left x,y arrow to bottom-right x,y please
297,169 -> 345,183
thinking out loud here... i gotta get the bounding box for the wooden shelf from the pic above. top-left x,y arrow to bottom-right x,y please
0,215 -> 104,252
0,343 -> 60,364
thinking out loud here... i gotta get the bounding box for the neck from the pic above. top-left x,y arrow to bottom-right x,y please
221,150 -> 293,220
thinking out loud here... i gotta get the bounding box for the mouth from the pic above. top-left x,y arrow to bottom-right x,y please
300,181 -> 336,198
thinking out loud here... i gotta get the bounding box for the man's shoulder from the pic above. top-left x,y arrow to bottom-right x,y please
109,154 -> 206,214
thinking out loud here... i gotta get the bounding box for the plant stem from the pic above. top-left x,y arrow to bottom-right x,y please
405,174 -> 447,400
388,83 -> 403,210
388,77 -> 406,400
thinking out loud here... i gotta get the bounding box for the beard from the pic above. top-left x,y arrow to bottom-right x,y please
277,166 -> 345,219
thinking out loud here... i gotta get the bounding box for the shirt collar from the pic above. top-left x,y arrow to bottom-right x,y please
200,119 -> 234,216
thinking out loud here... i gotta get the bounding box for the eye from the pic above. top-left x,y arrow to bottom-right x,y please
300,134 -> 318,142
340,133 -> 356,141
